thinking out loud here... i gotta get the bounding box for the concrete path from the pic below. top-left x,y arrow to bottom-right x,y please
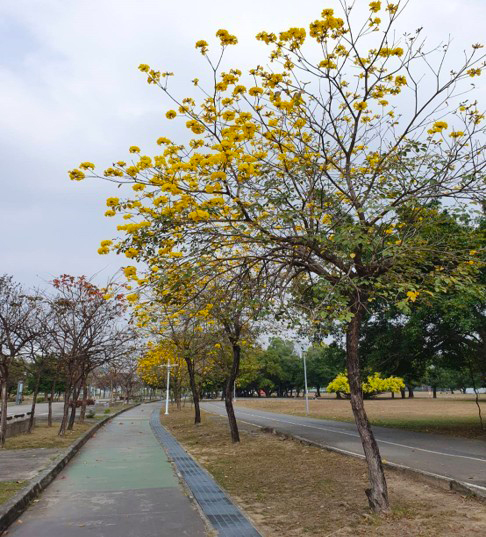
202,401 -> 486,492
6,403 -> 207,537
0,448 -> 61,482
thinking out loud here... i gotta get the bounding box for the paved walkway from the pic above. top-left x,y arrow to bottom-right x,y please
7,403 -> 207,536
0,448 -> 61,482
202,401 -> 486,492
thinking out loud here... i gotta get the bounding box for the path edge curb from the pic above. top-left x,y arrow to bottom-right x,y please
150,408 -> 262,537
0,402 -> 141,534
260,426 -> 486,503
148,407 -> 215,537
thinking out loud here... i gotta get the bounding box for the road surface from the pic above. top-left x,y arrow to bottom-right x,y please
202,401 -> 486,492
6,401 -> 65,418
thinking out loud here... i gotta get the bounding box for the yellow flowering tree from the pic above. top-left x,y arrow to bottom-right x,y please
138,256 -> 268,441
327,372 -> 405,398
137,340 -> 187,408
71,0 -> 485,512
133,287 -> 221,424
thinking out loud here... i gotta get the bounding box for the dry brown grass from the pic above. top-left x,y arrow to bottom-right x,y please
4,421 -> 93,450
233,396 -> 486,440
164,407 -> 486,537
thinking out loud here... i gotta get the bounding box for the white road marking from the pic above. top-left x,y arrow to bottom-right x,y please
204,403 -> 486,464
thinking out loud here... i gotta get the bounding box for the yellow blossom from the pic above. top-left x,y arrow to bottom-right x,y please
195,40 -> 209,54
125,248 -> 139,259
406,291 -> 419,302
68,169 -> 85,181
353,101 -> 368,111
79,162 -> 95,170
394,75 -> 407,86
216,29 -> 238,46
124,266 -> 137,278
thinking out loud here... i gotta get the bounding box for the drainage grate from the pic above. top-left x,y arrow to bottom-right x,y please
150,408 -> 262,537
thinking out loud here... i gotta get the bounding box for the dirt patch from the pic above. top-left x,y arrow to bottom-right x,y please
4,421 -> 93,450
233,396 -> 486,440
164,408 -> 486,536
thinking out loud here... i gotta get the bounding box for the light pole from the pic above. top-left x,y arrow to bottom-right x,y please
302,347 -> 309,415
162,362 -> 179,415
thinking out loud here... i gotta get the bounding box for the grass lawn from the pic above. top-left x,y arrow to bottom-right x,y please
233,395 -> 486,440
4,421 -> 93,450
164,407 -> 486,537
0,481 -> 26,505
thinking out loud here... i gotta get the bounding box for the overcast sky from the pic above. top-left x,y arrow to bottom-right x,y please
1,0 -> 484,290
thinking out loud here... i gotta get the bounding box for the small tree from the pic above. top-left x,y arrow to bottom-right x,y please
306,343 -> 346,396
48,275 -> 131,435
0,276 -> 40,447
327,371 -> 405,398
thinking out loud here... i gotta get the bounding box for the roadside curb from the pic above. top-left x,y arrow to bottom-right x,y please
260,426 -> 486,503
0,402 -> 141,534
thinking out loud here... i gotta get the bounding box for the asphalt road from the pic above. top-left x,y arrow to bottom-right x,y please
201,401 -> 486,492
6,401 -> 65,418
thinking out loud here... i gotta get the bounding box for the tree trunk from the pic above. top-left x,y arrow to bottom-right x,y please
407,385 -> 414,398
174,380 -> 182,410
58,381 -> 72,436
346,303 -> 389,513
0,371 -> 8,448
225,343 -> 241,443
185,357 -> 201,424
28,369 -> 42,433
68,403 -> 76,430
433,386 -> 437,399
391,392 -> 395,399
48,380 -> 55,427
336,391 -> 342,399
68,383 -> 81,430
400,388 -> 406,399
79,379 -> 88,423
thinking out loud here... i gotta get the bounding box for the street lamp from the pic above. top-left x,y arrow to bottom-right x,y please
302,348 -> 309,415
161,362 -> 179,415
